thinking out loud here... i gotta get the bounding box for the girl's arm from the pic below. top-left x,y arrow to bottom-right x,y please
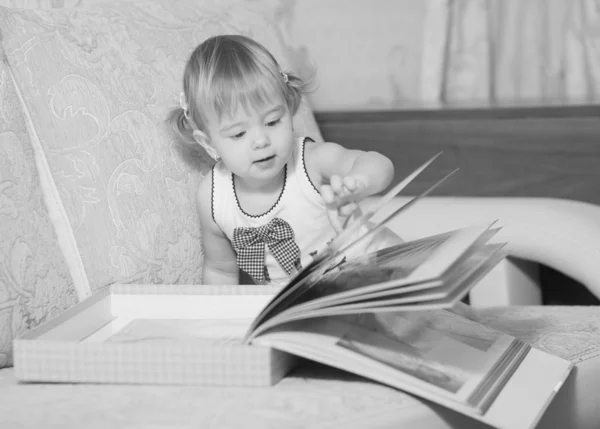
306,141 -> 394,206
196,174 -> 240,285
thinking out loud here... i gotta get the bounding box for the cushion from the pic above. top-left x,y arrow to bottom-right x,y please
0,55 -> 77,368
0,1 -> 323,296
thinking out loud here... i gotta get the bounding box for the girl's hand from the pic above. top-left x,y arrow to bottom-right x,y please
321,174 -> 367,233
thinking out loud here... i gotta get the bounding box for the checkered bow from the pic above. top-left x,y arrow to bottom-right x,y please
232,217 -> 301,283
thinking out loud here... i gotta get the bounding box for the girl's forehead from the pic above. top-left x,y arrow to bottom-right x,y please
200,74 -> 286,129
218,91 -> 286,122
224,101 -> 275,118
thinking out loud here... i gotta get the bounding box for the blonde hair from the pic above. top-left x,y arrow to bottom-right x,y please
168,34 -> 309,148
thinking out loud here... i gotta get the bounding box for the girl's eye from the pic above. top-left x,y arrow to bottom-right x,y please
231,131 -> 246,139
266,118 -> 281,127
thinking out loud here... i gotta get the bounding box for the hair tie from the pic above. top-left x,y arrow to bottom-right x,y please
280,71 -> 289,83
179,92 -> 189,118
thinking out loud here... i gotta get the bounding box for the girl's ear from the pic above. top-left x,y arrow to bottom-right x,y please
193,129 -> 220,161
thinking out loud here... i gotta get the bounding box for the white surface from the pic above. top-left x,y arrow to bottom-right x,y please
369,196 -> 600,302
470,258 -> 542,307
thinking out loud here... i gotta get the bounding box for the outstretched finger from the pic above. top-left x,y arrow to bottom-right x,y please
320,184 -> 335,204
342,176 -> 357,193
329,175 -> 346,198
326,206 -> 343,233
339,201 -> 358,217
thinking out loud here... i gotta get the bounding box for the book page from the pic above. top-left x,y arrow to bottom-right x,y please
336,317 -> 474,394
288,232 -> 454,305
270,244 -> 507,322
315,243 -> 506,310
246,232 -> 455,341
255,310 -> 524,414
249,230 -> 504,340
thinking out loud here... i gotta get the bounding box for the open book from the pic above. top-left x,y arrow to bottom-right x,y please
236,154 -> 572,429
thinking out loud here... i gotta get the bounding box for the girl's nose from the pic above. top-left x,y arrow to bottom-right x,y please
252,132 -> 270,149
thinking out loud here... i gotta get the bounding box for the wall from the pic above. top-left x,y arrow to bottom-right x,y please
2,0 -> 600,112
272,0 -> 434,111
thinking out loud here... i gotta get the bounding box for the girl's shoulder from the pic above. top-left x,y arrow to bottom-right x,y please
196,167 -> 217,228
303,139 -> 346,156
302,139 -> 342,187
197,168 -> 213,199
303,140 -> 348,170
302,138 -> 329,163
301,137 -> 321,171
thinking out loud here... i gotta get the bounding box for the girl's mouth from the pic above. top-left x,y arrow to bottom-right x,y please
255,155 -> 275,163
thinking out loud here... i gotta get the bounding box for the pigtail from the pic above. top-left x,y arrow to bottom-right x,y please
166,106 -> 213,165
167,106 -> 194,144
281,67 -> 316,116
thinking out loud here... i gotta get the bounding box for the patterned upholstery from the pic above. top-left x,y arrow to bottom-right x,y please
0,51 -> 77,368
0,0 -> 323,368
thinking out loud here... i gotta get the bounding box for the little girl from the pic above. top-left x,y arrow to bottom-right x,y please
169,34 -> 397,286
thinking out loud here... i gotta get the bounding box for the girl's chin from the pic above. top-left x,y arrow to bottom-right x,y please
237,164 -> 285,184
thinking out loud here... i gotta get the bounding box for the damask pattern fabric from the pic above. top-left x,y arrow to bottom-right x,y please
0,58 -> 78,368
0,1 -> 323,296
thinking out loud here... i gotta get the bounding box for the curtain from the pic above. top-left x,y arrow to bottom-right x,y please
434,0 -> 600,107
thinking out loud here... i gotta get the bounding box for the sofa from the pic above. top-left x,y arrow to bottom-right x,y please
1,1 -> 600,428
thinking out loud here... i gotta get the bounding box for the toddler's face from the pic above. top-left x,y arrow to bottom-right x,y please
205,91 -> 294,187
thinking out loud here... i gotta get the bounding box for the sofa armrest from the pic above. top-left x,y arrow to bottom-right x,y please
363,196 -> 600,300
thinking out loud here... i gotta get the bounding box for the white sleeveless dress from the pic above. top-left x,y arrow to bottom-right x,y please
211,136 -> 336,285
